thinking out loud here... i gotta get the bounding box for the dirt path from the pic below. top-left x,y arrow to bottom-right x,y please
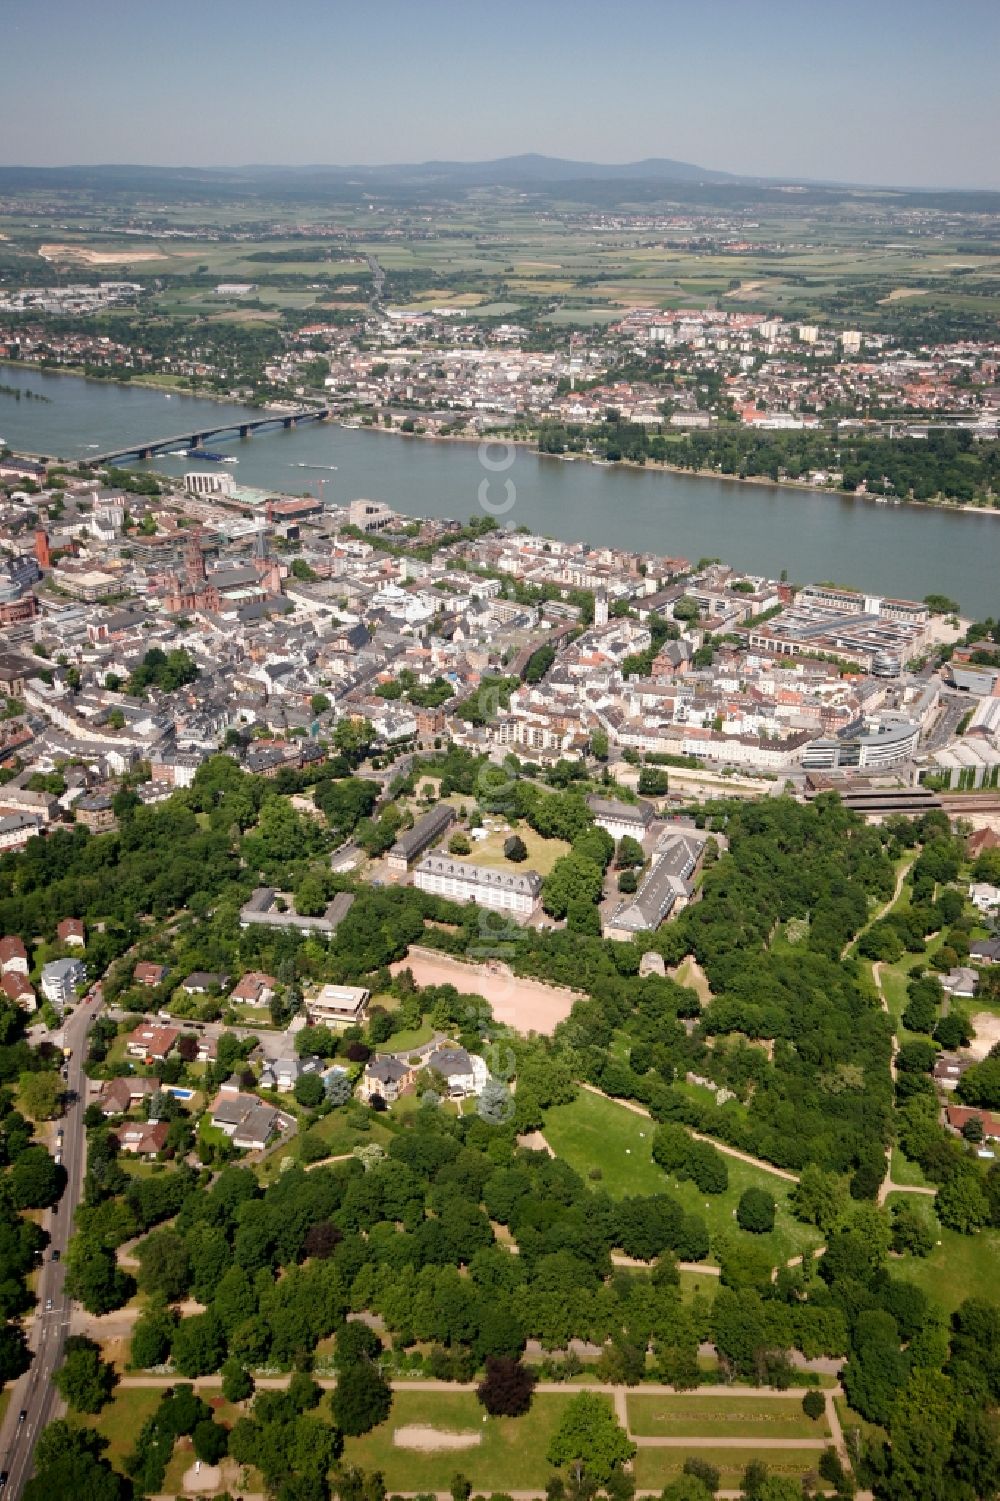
871,953 -> 939,1207
631,1435 -> 829,1449
842,857 -> 914,962
517,1129 -> 555,1156
579,1082 -> 800,1183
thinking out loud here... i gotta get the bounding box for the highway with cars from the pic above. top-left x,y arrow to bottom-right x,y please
0,989 -> 99,1499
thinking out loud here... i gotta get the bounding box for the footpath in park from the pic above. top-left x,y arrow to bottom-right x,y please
578,1081 -> 800,1183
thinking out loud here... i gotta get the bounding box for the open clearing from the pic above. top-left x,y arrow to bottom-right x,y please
390,947 -> 579,1035
454,824 -> 570,876
343,1389 -> 596,1491
887,1195 -> 1000,1311
393,1425 -> 482,1450
627,1392 -> 830,1441
633,1444 -> 831,1490
969,1010 -> 1000,1059
543,1089 -> 823,1266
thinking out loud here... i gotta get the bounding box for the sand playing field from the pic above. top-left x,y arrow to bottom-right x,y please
390,947 -> 579,1036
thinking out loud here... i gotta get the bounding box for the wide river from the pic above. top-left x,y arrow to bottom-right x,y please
2,365 -> 999,616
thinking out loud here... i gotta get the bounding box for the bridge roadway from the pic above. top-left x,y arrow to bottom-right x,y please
82,404 -> 330,466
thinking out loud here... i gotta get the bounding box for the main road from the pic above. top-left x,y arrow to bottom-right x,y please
0,988 -> 100,1498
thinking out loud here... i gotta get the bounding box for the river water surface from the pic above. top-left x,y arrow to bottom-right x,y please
2,365 -> 998,617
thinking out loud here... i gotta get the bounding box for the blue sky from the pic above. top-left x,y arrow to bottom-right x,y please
2,0 -> 997,187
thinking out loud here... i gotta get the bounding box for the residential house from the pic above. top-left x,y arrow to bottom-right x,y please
56,918 -> 86,948
196,1034 -> 218,1065
933,1054 -> 974,1092
100,1076 -> 161,1116
306,983 -> 370,1029
422,1046 -> 489,1099
967,828 -> 1000,860
125,1023 -> 180,1062
258,1055 -> 321,1092
1,971 -> 36,1011
941,967 -> 979,1000
210,1078 -> 282,1150
181,970 -> 230,994
0,936 -> 29,976
946,1104 -> 1000,1142
359,1056 -> 413,1104
134,961 -> 168,987
0,811 -> 42,852
970,882 -> 1000,915
970,938 -> 1000,965
230,971 -> 278,1008
114,1121 -> 170,1158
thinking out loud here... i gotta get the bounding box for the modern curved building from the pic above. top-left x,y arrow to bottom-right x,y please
802,716 -> 920,771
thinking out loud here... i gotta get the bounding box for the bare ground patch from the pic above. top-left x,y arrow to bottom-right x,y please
969,1011 -> 1000,1060
39,243 -> 177,264
393,1425 -> 483,1451
879,288 -> 929,303
390,948 -> 579,1036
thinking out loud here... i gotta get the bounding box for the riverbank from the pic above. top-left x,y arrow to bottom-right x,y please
0,357 -> 259,407
341,417 -> 1000,519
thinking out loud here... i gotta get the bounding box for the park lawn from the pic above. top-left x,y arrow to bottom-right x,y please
678,1268 -> 722,1302
75,1384 -> 164,1467
160,1396 -> 247,1493
890,1147 -> 930,1188
543,1090 -> 821,1268
633,1444 -> 830,1491
454,825 -> 570,877
341,1389 -> 595,1491
627,1392 -> 830,1441
257,1113 -> 392,1182
889,1205 -> 1000,1312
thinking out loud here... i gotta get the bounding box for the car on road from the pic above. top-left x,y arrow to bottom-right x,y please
0,1468 -> 9,1489
45,1297 -> 52,1311
17,1410 -> 26,1424
51,1249 -> 60,1262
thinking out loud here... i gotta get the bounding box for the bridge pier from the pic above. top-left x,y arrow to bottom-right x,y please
239,424 -> 253,439
139,447 -> 152,460
282,416 -> 296,429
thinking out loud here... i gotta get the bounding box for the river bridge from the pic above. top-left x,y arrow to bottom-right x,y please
81,404 -> 331,467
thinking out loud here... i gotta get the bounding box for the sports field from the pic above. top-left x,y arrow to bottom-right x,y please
389,948 -> 580,1035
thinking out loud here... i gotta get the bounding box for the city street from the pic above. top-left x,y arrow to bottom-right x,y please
0,990 -> 99,1499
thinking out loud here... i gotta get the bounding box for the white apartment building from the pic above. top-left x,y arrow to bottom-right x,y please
413,855 -> 541,918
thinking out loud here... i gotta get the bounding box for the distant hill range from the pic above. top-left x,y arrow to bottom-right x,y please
0,157 -> 994,209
